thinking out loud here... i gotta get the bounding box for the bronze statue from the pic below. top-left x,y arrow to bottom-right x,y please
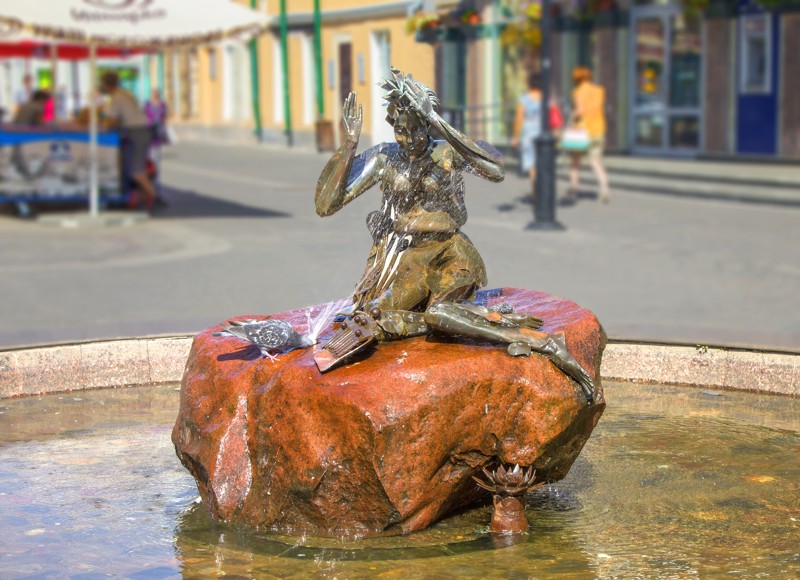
314,68 -> 594,403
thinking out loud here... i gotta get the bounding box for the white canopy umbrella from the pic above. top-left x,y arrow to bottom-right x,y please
0,0 -> 268,218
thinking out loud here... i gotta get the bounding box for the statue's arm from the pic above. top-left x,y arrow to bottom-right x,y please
315,142 -> 384,217
315,92 -> 383,217
315,138 -> 357,217
396,208 -> 459,234
429,114 -> 505,182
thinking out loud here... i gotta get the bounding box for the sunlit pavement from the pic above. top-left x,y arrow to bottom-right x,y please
1,140 -> 798,352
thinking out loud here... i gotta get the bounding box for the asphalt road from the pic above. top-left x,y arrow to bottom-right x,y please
1,140 -> 798,351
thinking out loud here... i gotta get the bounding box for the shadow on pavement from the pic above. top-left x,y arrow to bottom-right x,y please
156,184 -> 291,219
493,194 -> 532,214
494,190 -> 602,214
556,190 -> 600,207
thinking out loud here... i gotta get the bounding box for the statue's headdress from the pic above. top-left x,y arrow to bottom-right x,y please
381,67 -> 439,127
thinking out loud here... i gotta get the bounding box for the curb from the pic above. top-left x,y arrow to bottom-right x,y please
601,342 -> 797,397
0,336 -> 194,398
0,336 -> 797,399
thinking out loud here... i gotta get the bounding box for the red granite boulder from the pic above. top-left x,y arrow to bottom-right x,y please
172,288 -> 606,535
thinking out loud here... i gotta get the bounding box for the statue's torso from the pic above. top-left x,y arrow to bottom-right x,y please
369,141 -> 466,236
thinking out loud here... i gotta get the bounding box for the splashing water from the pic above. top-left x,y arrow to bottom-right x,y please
304,298 -> 352,344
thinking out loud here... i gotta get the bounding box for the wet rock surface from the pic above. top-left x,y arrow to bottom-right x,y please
172,288 -> 606,535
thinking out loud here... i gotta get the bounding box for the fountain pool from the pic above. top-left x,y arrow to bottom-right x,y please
0,382 -> 797,578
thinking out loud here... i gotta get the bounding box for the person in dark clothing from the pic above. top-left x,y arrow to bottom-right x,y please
99,70 -> 159,209
12,90 -> 50,126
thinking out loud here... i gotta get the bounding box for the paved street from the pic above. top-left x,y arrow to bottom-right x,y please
1,141 -> 798,351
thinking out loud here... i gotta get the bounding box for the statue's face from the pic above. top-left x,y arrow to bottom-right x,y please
394,112 -> 429,157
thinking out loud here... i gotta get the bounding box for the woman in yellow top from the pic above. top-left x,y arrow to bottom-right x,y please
568,67 -> 611,203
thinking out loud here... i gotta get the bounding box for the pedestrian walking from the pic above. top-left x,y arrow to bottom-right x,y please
512,72 -> 542,198
566,66 -> 611,204
143,88 -> 169,196
143,89 -> 169,152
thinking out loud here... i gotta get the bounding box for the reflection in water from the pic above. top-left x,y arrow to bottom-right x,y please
174,498 -> 591,577
0,383 -> 798,578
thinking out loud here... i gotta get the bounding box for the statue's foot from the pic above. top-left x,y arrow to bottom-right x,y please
504,313 -> 544,330
314,311 -> 381,373
573,367 -> 595,405
543,334 -> 595,405
334,304 -> 358,318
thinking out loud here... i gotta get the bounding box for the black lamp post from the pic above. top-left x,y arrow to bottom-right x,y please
526,0 -> 564,231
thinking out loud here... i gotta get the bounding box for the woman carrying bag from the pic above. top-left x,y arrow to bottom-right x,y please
512,72 -> 542,196
564,67 -> 611,204
512,72 -> 565,200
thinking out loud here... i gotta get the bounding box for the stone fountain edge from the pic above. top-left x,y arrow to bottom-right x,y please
0,335 -> 797,399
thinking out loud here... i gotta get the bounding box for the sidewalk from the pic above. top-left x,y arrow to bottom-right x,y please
0,141 -> 798,353
559,154 -> 800,207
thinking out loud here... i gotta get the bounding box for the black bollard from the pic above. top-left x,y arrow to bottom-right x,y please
526,0 -> 564,231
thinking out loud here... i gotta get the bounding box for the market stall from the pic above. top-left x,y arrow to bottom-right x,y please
0,126 -> 121,217
0,30 -> 145,216
0,0 -> 267,221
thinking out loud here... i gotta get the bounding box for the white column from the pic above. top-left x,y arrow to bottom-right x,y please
301,32 -> 314,126
370,31 -> 394,146
222,43 -> 234,122
272,36 -> 284,123
88,44 -> 99,217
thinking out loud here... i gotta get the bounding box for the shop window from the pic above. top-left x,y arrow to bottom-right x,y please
668,115 -> 699,149
669,13 -> 701,108
740,14 -> 771,94
634,17 -> 665,108
634,113 -> 664,147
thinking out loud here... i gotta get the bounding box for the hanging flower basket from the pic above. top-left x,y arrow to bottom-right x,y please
460,9 -> 482,26
415,27 -> 444,43
406,12 -> 442,35
500,5 -> 541,49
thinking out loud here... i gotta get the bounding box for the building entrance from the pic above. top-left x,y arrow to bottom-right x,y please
629,2 -> 702,154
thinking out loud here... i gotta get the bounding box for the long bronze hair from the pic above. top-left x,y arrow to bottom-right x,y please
381,67 -> 439,127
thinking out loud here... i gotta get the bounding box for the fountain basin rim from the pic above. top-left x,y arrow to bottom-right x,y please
0,334 -> 797,399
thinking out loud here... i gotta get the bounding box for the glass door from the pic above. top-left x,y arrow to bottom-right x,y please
633,15 -> 667,149
630,6 -> 702,154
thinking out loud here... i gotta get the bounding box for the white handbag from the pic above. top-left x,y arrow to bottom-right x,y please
560,127 -> 591,151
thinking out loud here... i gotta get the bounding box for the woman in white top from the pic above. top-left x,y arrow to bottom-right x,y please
511,72 -> 542,198
100,71 -> 158,209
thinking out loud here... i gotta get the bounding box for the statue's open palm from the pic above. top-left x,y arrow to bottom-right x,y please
342,92 -> 362,144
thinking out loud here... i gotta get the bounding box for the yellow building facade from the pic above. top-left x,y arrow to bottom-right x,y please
160,1 -> 450,147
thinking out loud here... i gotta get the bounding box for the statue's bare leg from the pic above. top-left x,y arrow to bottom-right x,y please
422,303 -> 595,404
373,309 -> 428,339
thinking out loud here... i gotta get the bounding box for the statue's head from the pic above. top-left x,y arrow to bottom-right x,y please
382,68 -> 438,157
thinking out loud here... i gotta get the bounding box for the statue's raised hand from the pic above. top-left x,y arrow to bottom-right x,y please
342,92 -> 362,145
405,82 -> 436,124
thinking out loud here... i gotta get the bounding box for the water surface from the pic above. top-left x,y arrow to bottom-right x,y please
0,382 -> 798,578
